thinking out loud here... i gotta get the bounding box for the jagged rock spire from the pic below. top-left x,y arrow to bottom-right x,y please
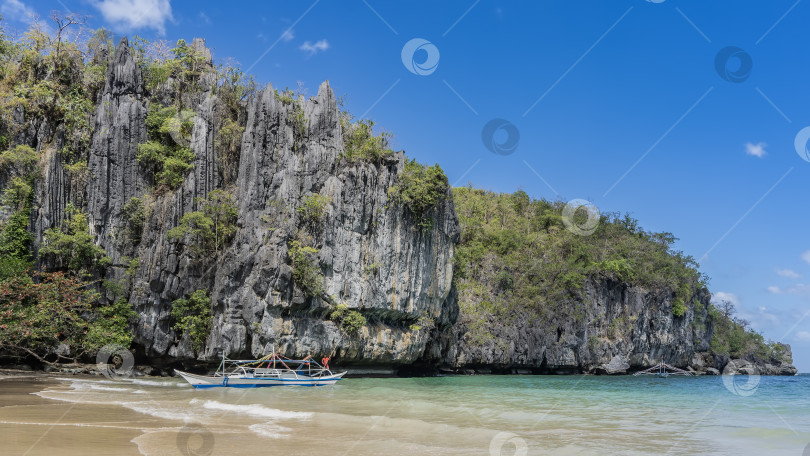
105,37 -> 143,96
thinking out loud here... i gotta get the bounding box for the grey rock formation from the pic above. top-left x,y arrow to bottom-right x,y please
424,280 -> 714,373
601,355 -> 630,375
425,278 -> 797,375
87,37 -> 148,265
33,38 -> 458,365
723,357 -> 796,376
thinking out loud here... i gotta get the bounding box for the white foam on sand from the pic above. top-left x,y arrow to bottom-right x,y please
70,382 -> 132,392
123,378 -> 188,387
53,377 -> 120,384
191,399 -> 313,420
34,380 -> 132,403
121,401 -> 198,422
248,422 -> 293,439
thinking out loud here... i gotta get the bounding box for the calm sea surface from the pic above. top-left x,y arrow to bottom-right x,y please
1,373 -> 808,455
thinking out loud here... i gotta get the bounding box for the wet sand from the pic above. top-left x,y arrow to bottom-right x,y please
0,375 -> 144,455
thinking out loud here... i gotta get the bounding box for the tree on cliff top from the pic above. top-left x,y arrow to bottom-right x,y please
388,159 -> 449,230
709,299 -> 788,362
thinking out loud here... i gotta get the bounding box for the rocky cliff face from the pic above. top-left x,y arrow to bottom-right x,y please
424,280 -> 796,376
423,280 -> 711,374
10,38 -> 795,375
25,38 -> 458,366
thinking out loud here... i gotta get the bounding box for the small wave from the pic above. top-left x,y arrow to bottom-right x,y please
123,378 -> 185,387
70,382 -> 132,392
54,377 -> 122,385
191,399 -> 312,420
248,422 -> 292,439
122,402 -> 196,422
0,420 -> 156,431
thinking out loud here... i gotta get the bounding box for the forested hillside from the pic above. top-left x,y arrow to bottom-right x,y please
423,188 -> 794,375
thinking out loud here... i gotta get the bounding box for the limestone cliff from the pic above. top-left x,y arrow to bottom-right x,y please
21,38 -> 458,366
424,280 -> 796,375
3,37 -> 795,376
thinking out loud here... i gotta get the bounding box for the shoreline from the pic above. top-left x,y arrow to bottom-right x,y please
0,364 -> 802,381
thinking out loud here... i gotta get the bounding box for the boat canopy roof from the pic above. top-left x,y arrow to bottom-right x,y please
219,353 -> 331,371
632,360 -> 694,376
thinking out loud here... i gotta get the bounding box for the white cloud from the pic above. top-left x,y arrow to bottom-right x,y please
90,0 -> 174,35
776,268 -> 800,279
769,283 -> 810,297
1,0 -> 38,24
796,331 -> 810,342
198,11 -> 211,25
745,142 -> 767,158
755,306 -> 780,326
711,291 -> 739,307
281,29 -> 294,42
300,39 -> 329,55
802,250 -> 810,265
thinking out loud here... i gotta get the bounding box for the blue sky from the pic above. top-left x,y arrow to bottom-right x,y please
3,0 -> 810,371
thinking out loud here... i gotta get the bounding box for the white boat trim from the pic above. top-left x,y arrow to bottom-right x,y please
175,353 -> 346,388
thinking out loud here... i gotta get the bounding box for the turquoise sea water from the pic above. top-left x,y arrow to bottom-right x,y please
25,374 -> 810,455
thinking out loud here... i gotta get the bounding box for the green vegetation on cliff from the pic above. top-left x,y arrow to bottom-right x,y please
288,239 -> 325,297
453,187 -> 704,318
339,112 -> 394,164
451,187 -> 777,361
0,145 -> 37,259
388,159 -> 449,230
298,193 -> 329,234
40,203 -> 110,274
171,289 -> 212,352
709,299 -> 790,363
168,189 -> 238,256
137,105 -> 195,190
330,303 -> 367,336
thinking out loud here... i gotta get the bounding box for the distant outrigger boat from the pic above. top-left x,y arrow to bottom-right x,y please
633,356 -> 694,378
175,353 -> 346,388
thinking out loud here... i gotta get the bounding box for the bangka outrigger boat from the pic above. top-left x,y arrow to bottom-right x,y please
632,356 -> 694,378
175,353 -> 346,388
